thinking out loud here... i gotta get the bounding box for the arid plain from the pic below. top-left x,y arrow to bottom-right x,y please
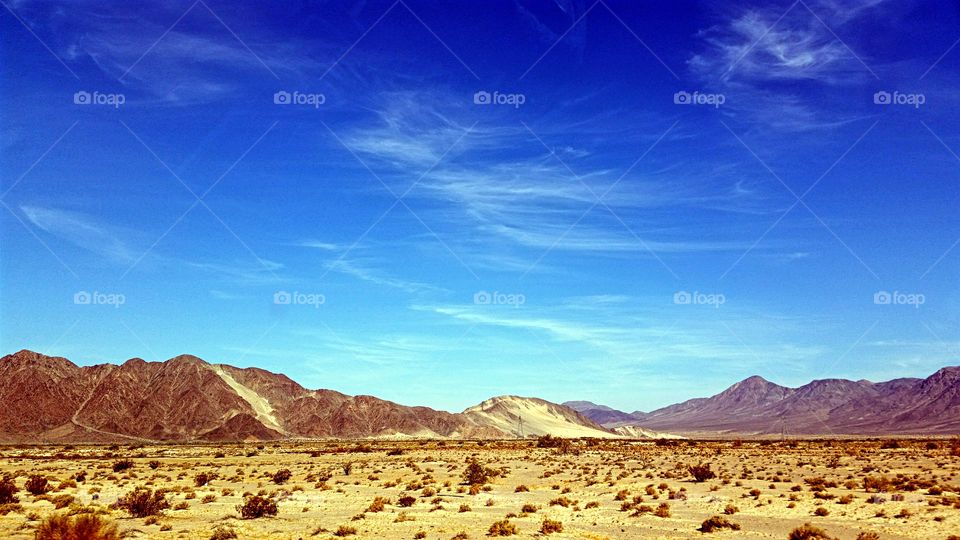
1,438 -> 958,540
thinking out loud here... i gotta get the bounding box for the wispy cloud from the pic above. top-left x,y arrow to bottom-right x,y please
326,258 -> 444,294
20,205 -> 284,283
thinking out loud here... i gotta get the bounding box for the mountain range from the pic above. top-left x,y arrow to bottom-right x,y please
2,350 -> 957,442
0,350 -> 623,443
566,366 -> 960,436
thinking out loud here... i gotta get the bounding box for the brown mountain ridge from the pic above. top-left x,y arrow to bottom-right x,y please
567,366 -> 960,436
0,350 -> 608,443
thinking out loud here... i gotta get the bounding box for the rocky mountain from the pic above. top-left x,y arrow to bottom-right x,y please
0,350 -> 609,443
574,367 -> 960,436
562,400 -> 638,425
463,396 -> 617,438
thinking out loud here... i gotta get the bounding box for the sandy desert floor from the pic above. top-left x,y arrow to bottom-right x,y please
0,438 -> 958,539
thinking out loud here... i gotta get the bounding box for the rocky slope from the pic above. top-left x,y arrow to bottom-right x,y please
0,350 -> 593,442
572,367 -> 960,435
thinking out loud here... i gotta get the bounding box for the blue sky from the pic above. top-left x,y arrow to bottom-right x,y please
1,0 -> 958,412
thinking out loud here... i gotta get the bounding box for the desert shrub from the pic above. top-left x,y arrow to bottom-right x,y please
536,434 -> 563,448
195,473 -> 212,487
514,485 -> 529,493
521,503 -> 537,514
148,461 -> 160,470
653,502 -> 670,518
855,533 -> 879,540
34,513 -> 119,540
342,462 -> 353,476
237,495 -> 278,519
49,495 -> 74,509
863,475 -> 892,493
880,440 -> 901,449
333,525 -> 357,536
689,463 -> 716,482
723,503 -> 739,515
788,523 -> 836,540
386,448 -> 403,456
111,460 -> 134,473
463,460 -> 497,486
813,507 -> 830,516
488,519 -> 518,536
272,469 -> 292,484
459,504 -> 471,512
698,516 -> 740,533
113,488 -> 169,518
209,525 -> 238,540
540,518 -> 563,534
366,496 -> 389,513
398,495 -> 416,507
26,475 -> 50,495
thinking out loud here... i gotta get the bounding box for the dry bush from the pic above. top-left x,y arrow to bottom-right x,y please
788,523 -> 836,540
520,503 -> 537,514
398,495 -> 416,507
26,475 -> 50,495
113,488 -> 169,517
366,496 -> 389,513
333,525 -> 357,536
463,460 -> 497,486
698,516 -> 740,533
209,525 -> 238,540
34,513 -> 119,540
237,495 -> 278,519
723,503 -> 739,515
194,473 -> 212,487
488,519 -> 518,536
855,534 -> 879,540
863,475 -> 892,493
540,518 -> 563,534
111,460 -> 134,473
653,502 -> 670,518
689,463 -> 716,482
272,469 -> 292,484
813,507 -> 830,516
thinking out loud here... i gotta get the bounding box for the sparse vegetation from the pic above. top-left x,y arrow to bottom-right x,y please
34,513 -> 120,540
688,463 -> 716,482
113,487 -> 169,517
487,519 -> 518,536
698,515 -> 740,533
237,495 -> 278,519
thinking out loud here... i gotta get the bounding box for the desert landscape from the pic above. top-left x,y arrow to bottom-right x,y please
1,438 -> 959,539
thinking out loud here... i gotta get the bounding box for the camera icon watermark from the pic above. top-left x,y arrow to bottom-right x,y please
273,90 -> 326,108
273,290 -> 325,308
73,90 -> 125,108
673,290 -> 725,308
73,290 -> 126,308
473,290 -> 525,307
673,90 -> 725,108
873,290 -> 924,308
473,90 -> 526,108
873,90 -> 925,108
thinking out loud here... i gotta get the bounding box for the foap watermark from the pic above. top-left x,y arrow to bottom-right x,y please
673,290 -> 725,308
673,90 -> 725,108
273,290 -> 325,308
474,290 -> 525,307
473,90 -> 526,108
273,90 -> 326,108
873,90 -> 925,108
73,90 -> 125,108
74,290 -> 126,308
874,290 -> 925,308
